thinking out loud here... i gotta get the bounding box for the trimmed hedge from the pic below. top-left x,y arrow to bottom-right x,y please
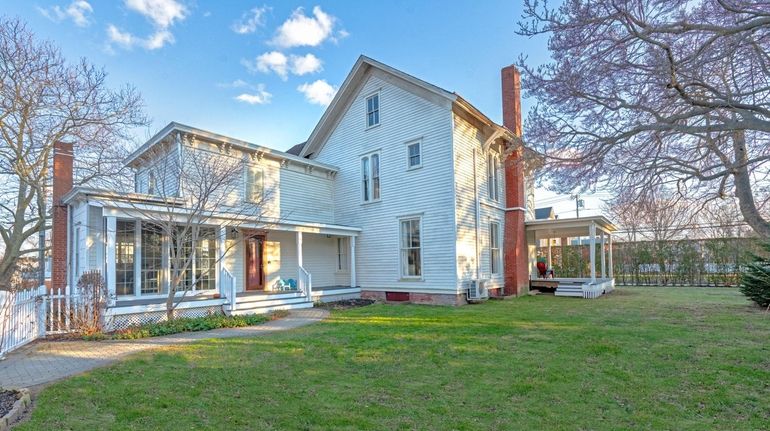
84,311 -> 287,341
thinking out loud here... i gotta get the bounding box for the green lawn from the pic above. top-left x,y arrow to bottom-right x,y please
18,287 -> 770,430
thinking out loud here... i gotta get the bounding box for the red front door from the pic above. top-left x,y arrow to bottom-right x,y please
245,235 -> 265,291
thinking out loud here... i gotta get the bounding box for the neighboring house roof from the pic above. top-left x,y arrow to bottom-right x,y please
286,142 -> 306,156
124,122 -> 338,172
299,55 -> 519,159
535,207 -> 555,220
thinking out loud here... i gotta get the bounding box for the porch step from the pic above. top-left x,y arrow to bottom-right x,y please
228,299 -> 313,316
554,284 -> 588,297
231,294 -> 311,311
236,291 -> 304,305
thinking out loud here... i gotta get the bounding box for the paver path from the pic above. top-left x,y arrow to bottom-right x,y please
0,308 -> 328,389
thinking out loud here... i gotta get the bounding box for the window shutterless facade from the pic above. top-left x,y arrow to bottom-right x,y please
407,141 -> 421,169
245,165 -> 264,203
141,224 -> 164,294
366,93 -> 380,127
361,152 -> 380,202
399,217 -> 422,278
336,237 -> 348,271
490,222 -> 501,275
115,220 -> 135,296
487,153 -> 499,201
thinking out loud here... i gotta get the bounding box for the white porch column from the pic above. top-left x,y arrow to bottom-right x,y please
217,226 -> 226,296
608,234 -> 614,279
600,231 -> 606,279
589,222 -> 597,282
350,235 -> 356,288
105,216 -> 117,304
547,239 -> 552,268
134,220 -> 142,297
296,230 -> 303,272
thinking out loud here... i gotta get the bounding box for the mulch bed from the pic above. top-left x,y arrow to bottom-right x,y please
317,299 -> 375,310
0,390 -> 20,418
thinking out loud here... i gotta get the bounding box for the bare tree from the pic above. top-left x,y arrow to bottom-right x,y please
517,0 -> 770,237
130,137 -> 273,320
0,18 -> 146,291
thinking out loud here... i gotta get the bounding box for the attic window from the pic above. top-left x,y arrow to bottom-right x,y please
366,93 -> 380,128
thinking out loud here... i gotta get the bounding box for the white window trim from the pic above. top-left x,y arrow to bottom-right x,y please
360,151 -> 381,204
489,221 -> 501,275
398,215 -> 424,281
244,164 -> 264,204
148,172 -> 156,195
487,152 -> 500,202
405,139 -> 422,170
336,237 -> 349,273
365,91 -> 381,130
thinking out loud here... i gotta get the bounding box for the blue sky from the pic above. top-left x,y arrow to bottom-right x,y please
5,0 -> 606,216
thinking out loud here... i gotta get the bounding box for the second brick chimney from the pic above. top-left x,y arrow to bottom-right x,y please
501,65 -> 529,296
51,141 -> 74,291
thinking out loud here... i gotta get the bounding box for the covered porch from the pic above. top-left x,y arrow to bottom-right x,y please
65,193 -> 361,327
525,216 -> 617,299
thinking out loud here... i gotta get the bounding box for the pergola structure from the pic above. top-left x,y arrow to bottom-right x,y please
525,216 -> 617,298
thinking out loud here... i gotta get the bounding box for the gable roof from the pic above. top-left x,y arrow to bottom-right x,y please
286,142 -> 306,156
124,122 -> 338,172
535,207 -> 556,220
299,55 -> 517,158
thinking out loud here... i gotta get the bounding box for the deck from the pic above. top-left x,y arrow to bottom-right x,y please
530,278 -> 615,299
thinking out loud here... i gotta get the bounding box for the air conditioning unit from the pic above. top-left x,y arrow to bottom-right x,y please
466,279 -> 489,301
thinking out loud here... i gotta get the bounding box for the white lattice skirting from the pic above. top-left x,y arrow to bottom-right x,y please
106,306 -> 223,331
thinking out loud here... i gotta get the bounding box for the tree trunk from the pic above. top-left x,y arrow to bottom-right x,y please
733,131 -> 770,238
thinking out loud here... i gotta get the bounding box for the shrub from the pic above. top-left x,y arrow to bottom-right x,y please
739,240 -> 770,308
110,313 -> 272,340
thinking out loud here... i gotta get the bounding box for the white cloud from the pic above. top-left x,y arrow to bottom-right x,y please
107,24 -> 134,48
245,52 -> 323,79
253,51 -> 289,79
217,79 -> 250,88
290,53 -> 323,76
271,6 -> 342,48
107,0 -> 187,51
107,25 -> 173,50
38,1 -> 94,27
125,0 -> 187,28
231,6 -> 269,34
297,79 -> 337,106
235,85 -> 272,105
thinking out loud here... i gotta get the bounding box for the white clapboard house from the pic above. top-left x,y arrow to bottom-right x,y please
50,56 -> 616,329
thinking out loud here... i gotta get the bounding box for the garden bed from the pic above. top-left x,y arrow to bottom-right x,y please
0,389 -> 30,430
317,298 -> 375,310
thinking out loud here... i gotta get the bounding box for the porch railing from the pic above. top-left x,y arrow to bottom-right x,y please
221,268 -> 237,312
298,266 -> 312,301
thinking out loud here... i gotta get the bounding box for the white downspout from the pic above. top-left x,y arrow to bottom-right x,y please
473,149 -> 481,280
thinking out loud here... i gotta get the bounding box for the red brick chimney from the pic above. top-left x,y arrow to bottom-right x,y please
51,141 -> 74,291
501,65 -> 529,296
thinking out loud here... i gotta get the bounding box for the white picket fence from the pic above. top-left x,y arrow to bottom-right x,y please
0,285 -> 46,358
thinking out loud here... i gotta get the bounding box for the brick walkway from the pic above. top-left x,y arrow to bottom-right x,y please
0,308 -> 328,389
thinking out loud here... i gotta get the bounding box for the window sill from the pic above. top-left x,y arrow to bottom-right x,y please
365,123 -> 381,131
398,277 -> 424,282
361,199 -> 381,205
407,164 -> 422,171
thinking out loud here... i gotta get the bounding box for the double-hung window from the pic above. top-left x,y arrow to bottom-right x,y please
361,152 -> 380,202
148,172 -> 157,195
399,217 -> 422,278
336,238 -> 348,271
366,93 -> 380,127
487,153 -> 499,201
245,165 -> 264,203
407,141 -> 421,169
489,222 -> 501,275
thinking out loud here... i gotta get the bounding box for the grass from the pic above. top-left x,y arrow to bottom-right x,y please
18,287 -> 770,430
